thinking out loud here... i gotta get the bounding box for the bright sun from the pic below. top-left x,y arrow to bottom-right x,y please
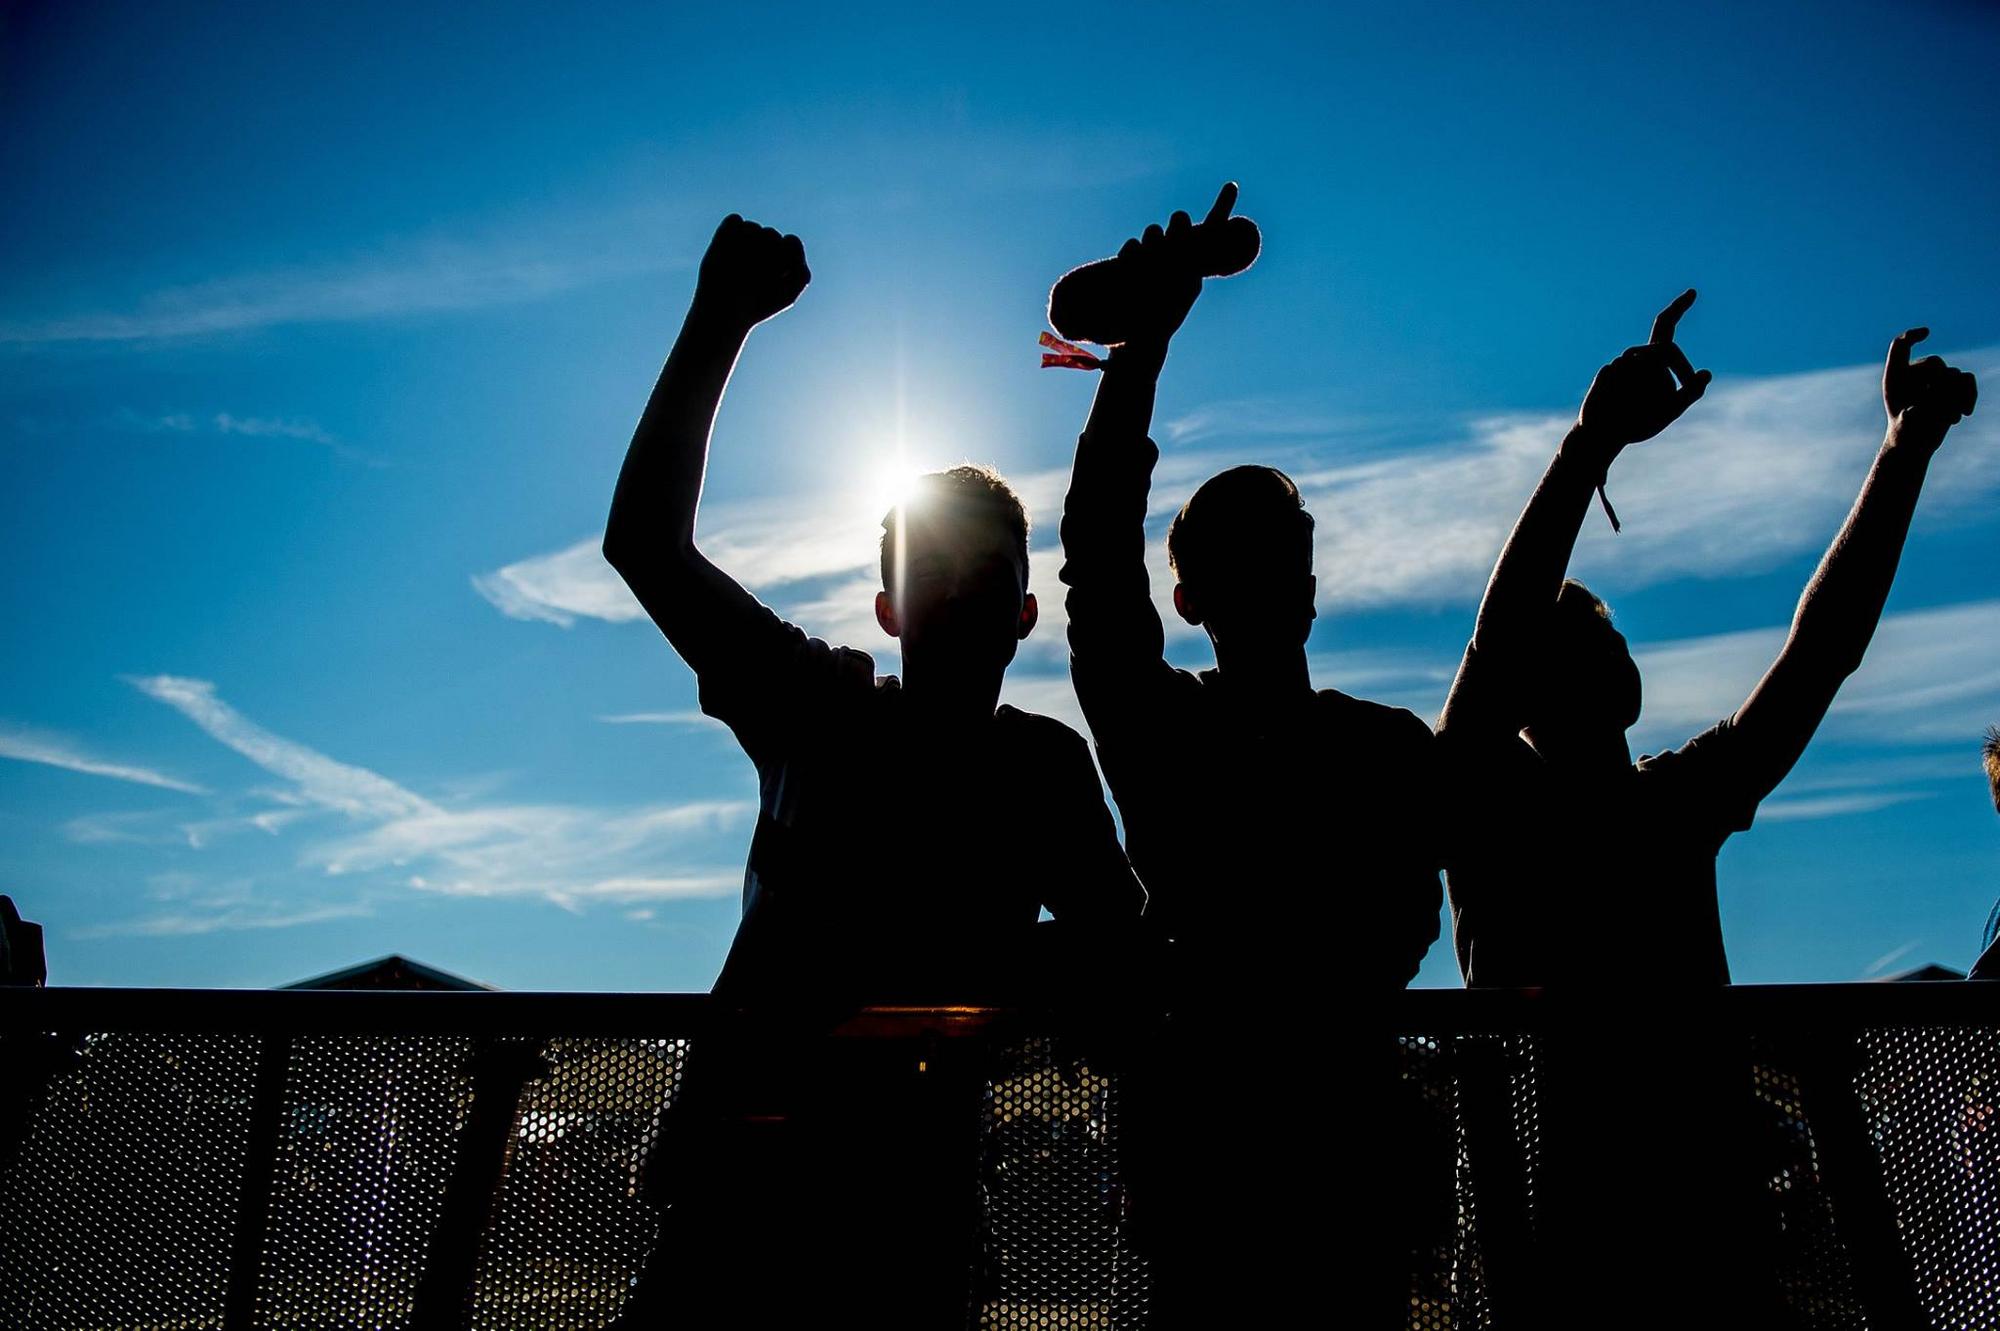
862,458 -> 923,525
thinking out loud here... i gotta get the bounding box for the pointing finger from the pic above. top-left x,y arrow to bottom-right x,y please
1650,289 -> 1697,345
1204,182 -> 1239,227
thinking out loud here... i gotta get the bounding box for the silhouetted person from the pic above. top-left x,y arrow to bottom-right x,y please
602,215 -> 1143,1329
1439,296 -> 1977,1326
1060,184 -> 1440,997
1972,727 -> 2000,980
1056,186 -> 1444,1327
0,896 -> 43,988
605,214 -> 1143,1006
1440,298 -> 1977,987
1,895 -> 50,1182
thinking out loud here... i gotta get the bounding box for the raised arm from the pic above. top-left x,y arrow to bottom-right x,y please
1726,330 -> 1978,797
1438,291 -> 1711,736
1059,187 -> 1229,696
602,216 -> 809,674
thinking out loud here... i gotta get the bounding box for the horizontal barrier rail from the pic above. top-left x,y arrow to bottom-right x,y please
1,984 -> 1994,1329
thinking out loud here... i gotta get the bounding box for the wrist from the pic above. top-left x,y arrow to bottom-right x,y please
1107,337 -> 1170,379
1558,423 -> 1619,479
1884,411 -> 1947,458
685,290 -> 756,341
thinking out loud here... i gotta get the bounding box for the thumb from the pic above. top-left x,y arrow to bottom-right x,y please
1888,327 -> 1928,372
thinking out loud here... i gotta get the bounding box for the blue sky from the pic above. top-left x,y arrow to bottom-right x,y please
3,0 -> 1997,990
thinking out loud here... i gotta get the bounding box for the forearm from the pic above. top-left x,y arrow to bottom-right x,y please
604,297 -> 752,572
1080,338 -> 1168,445
1781,424 -> 1933,680
1473,428 -> 1611,649
1061,340 -> 1170,666
1440,430 -> 1608,735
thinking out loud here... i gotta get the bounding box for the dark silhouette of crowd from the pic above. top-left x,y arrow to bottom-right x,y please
587,185 -> 1983,1328
0,183 -> 1986,1331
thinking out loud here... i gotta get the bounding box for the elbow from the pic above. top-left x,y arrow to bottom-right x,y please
602,526 -> 695,587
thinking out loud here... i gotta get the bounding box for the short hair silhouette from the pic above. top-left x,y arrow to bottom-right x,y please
1984,725 -> 2000,812
879,463 -> 1031,592
1165,464 -> 1313,586
1535,578 -> 1642,732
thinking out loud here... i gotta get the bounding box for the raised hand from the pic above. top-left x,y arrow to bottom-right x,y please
1111,184 -> 1235,344
1049,183 -> 1259,350
694,214 -> 810,331
1575,289 -> 1713,457
1884,328 -> 1978,448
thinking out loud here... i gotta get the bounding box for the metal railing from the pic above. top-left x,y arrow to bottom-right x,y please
2,984 -> 1994,1329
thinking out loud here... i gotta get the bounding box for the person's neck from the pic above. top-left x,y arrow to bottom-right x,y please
1209,639 -> 1313,703
1523,724 -> 1632,773
899,661 -> 1005,723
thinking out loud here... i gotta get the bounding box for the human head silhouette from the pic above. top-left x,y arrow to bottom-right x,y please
1166,465 -> 1317,656
1523,580 -> 1643,755
875,465 -> 1038,678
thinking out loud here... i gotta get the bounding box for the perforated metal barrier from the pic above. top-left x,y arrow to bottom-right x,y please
1,988 -> 1994,1329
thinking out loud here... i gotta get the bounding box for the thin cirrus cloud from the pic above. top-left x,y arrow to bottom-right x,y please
72,901 -> 375,940
1299,350 -> 2000,612
0,726 -> 206,794
0,243 -> 661,346
107,409 -> 339,446
0,127 -> 1167,350
118,675 -> 753,916
476,350 -> 2000,639
599,710 -> 723,727
1628,598 -> 2000,749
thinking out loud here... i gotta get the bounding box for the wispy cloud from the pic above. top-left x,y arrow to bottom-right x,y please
473,537 -> 646,628
599,710 -> 723,728
125,675 -> 752,910
1863,939 -> 1923,977
212,413 -> 338,446
1301,350 -> 2000,612
111,408 -> 340,445
0,244 -> 660,346
1759,790 -> 1933,822
1631,598 -> 2000,750
128,675 -> 436,819
72,900 -> 374,939
0,726 -> 206,794
1162,398 -> 1364,446
317,799 -> 750,907
478,351 -> 2000,664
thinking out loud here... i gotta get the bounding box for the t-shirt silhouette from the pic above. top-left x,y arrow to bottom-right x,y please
691,599 -> 1145,1003
1441,647 -> 1762,987
1060,432 -> 1442,994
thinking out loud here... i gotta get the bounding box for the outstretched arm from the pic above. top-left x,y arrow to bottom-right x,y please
1727,331 -> 1978,797
1438,291 -> 1711,736
1060,187 -> 1230,692
603,216 -> 810,675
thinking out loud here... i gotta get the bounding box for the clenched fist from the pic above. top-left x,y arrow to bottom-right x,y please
1884,328 -> 1977,449
694,214 -> 810,331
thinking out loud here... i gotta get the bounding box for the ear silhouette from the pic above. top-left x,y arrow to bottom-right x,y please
1172,583 -> 1203,627
1017,592 -> 1040,641
874,590 -> 902,639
